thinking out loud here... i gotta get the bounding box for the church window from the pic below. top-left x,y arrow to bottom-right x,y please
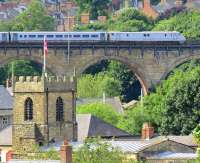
56,97 -> 64,121
24,97 -> 33,121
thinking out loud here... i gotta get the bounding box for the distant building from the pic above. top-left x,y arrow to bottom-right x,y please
0,85 -> 13,130
141,0 -> 200,19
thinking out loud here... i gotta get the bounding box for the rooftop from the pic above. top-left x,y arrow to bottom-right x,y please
0,85 -> 13,110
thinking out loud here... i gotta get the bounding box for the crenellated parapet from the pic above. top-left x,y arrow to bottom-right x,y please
14,75 -> 76,93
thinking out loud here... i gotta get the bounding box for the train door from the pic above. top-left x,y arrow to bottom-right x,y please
12,33 -> 18,42
100,33 -> 106,41
2,33 -> 7,42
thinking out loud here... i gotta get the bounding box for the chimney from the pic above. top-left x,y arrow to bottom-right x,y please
175,0 -> 184,6
142,123 -> 154,140
60,140 -> 72,163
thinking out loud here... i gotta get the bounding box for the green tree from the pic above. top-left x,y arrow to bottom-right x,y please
78,73 -> 121,98
117,105 -> 150,135
0,60 -> 42,85
153,10 -> 200,39
77,103 -> 120,126
0,0 -> 55,31
73,138 -> 138,163
75,0 -> 111,19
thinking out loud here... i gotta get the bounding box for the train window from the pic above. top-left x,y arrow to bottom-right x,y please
91,35 -> 98,38
64,35 -> 68,38
111,33 -> 114,36
126,34 -> 129,37
83,35 -> 89,38
20,35 -> 23,38
56,35 -> 63,38
38,35 -> 44,38
147,34 -> 150,37
29,35 -> 36,38
47,35 -> 54,38
74,35 -> 80,38
144,34 -> 146,37
24,35 -> 27,38
165,34 -> 167,37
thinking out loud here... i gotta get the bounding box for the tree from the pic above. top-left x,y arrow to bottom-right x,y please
75,0 -> 111,20
77,73 -> 121,98
117,105 -> 150,135
153,10 -> 200,39
0,0 -> 55,31
77,103 -> 120,126
0,60 -> 42,85
73,138 -> 138,163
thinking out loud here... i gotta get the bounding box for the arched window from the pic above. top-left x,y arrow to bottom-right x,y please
24,97 -> 33,121
56,97 -> 64,121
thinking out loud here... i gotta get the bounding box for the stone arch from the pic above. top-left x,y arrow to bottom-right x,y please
77,55 -> 149,95
161,54 -> 200,80
0,55 -> 55,75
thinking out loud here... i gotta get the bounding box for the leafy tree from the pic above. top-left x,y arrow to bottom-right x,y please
77,103 -> 120,126
74,8 -> 153,32
153,10 -> 200,39
0,0 -> 54,31
78,73 -> 121,98
73,138 -> 138,163
75,0 -> 111,20
107,61 -> 140,102
117,105 -> 150,135
0,60 -> 42,85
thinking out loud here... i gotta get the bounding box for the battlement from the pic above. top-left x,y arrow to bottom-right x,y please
14,75 -> 76,93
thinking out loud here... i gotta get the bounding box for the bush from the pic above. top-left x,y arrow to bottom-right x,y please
77,103 -> 120,126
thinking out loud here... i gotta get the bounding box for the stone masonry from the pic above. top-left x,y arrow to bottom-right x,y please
0,42 -> 200,95
12,75 -> 77,158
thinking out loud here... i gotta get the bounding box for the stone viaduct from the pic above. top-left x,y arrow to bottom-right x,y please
0,42 -> 200,94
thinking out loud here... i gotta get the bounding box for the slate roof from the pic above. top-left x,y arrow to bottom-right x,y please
153,0 -> 177,13
77,114 -> 131,141
0,85 -> 13,109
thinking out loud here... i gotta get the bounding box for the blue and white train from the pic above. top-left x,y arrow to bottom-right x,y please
0,31 -> 186,43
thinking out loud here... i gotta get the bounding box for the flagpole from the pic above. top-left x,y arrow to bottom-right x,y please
43,36 -> 47,77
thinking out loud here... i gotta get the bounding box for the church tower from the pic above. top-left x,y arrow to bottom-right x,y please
12,75 -> 77,158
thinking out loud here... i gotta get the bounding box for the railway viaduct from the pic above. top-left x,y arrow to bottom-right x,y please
0,42 -> 200,94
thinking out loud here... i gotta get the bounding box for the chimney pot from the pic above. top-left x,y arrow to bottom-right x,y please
142,123 -> 154,140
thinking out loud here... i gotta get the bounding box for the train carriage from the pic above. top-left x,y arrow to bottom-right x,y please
10,32 -> 107,43
108,31 -> 186,43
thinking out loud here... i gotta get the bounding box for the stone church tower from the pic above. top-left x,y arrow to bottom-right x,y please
12,75 -> 77,158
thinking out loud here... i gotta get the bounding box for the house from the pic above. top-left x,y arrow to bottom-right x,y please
0,85 -> 13,130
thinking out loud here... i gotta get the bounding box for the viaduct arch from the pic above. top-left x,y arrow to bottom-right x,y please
0,42 -> 200,94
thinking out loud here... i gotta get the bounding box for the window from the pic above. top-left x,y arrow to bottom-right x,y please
29,35 -> 36,38
47,35 -> 54,38
56,35 -> 63,38
2,117 -> 8,125
73,35 -> 80,38
20,35 -> 23,38
91,35 -> 98,38
38,35 -> 44,38
83,35 -> 89,38
24,97 -> 33,121
56,97 -> 64,121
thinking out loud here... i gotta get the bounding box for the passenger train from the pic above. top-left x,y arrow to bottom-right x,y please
0,31 -> 186,43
